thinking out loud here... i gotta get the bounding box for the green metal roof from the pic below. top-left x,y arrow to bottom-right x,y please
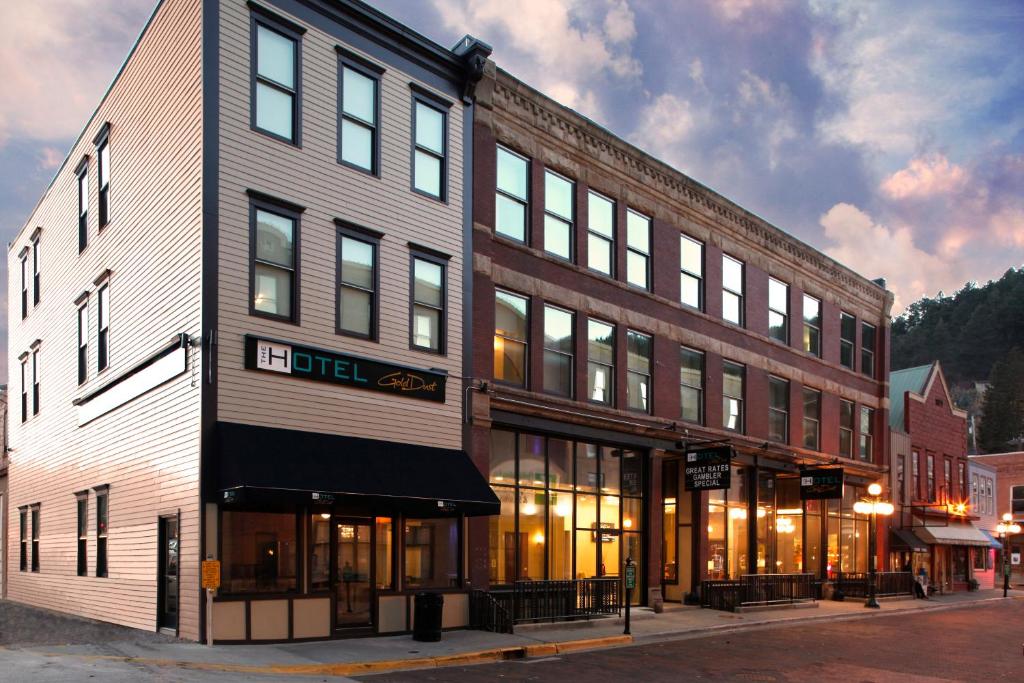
889,364 -> 934,430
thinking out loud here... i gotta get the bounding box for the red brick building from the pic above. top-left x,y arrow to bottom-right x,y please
968,452 -> 1024,586
889,362 -> 993,592
466,63 -> 893,607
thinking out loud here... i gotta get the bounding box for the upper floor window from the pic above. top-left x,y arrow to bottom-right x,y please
861,323 -> 876,378
679,347 -> 704,424
250,194 -> 300,322
412,96 -> 447,200
722,255 -> 744,326
626,330 -> 651,413
1012,484 -> 1024,515
913,450 -> 921,500
338,58 -> 381,174
839,399 -> 854,458
252,16 -> 302,143
494,289 -> 529,386
768,376 -> 789,442
96,127 -> 111,227
31,234 -> 40,306
20,252 -> 28,319
96,488 -> 109,578
19,508 -> 27,571
336,225 -> 379,339
897,455 -> 906,503
411,253 -> 446,353
803,388 -> 821,451
768,278 -> 788,343
495,146 -> 528,242
587,319 -> 614,405
587,191 -> 614,276
543,305 -> 574,398
544,170 -> 574,260
958,461 -> 966,500
803,294 -> 821,357
943,458 -> 952,502
31,348 -> 40,416
625,210 -> 651,290
859,406 -> 874,463
77,162 -> 89,253
97,283 -> 111,372
78,302 -> 89,385
679,235 -> 703,310
840,312 -> 856,370
31,505 -> 40,572
20,357 -> 28,423
723,361 -> 744,432
77,495 -> 88,577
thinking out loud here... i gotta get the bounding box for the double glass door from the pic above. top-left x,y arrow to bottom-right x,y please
336,521 -> 372,627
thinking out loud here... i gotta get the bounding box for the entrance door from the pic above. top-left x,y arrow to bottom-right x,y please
157,516 -> 179,631
336,521 -> 372,627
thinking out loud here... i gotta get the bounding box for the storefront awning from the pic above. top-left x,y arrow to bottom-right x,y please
215,422 -> 500,517
915,522 -> 993,547
980,529 -> 1006,550
890,528 -> 929,553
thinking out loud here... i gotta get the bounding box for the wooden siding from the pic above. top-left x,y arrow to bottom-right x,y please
216,0 -> 466,448
5,0 -> 203,640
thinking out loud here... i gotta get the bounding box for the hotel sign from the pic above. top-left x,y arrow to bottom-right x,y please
800,468 -> 844,500
684,447 -> 733,491
244,335 -> 447,402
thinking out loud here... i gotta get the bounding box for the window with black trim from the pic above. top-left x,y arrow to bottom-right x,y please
19,508 -> 27,571
626,209 -> 651,290
840,312 -> 856,370
96,489 -> 108,577
96,129 -> 110,227
31,347 -> 40,415
859,406 -> 875,463
587,319 -> 614,405
338,54 -> 381,173
496,146 -> 528,242
626,330 -> 652,412
723,361 -> 745,432
78,163 -> 89,252
680,234 -> 703,310
861,322 -> 876,378
31,234 -> 40,305
78,302 -> 89,384
839,399 -> 854,458
803,388 -> 821,450
943,458 -> 952,503
494,289 -> 529,386
77,494 -> 88,576
251,12 -> 302,144
31,504 -> 40,572
768,376 -> 788,442
897,455 -> 906,503
1012,484 -> 1024,515
336,224 -> 379,339
588,191 -> 615,276
768,278 -> 788,343
411,252 -> 446,353
97,283 -> 110,371
958,461 -> 966,500
803,294 -> 821,357
544,170 -> 574,260
680,346 -> 704,424
20,357 -> 27,423
20,252 -> 28,319
250,195 -> 300,322
543,305 -> 574,398
722,254 -> 744,326
411,93 -> 447,200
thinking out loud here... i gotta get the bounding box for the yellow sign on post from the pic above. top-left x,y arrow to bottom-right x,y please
202,560 -> 221,590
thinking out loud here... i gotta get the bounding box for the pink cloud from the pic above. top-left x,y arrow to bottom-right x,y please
37,146 -> 64,170
880,153 -> 968,200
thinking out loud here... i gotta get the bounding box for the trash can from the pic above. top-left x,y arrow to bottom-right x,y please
413,592 -> 444,642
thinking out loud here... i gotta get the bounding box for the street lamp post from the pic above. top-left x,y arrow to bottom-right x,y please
854,483 -> 895,609
996,512 -> 1021,599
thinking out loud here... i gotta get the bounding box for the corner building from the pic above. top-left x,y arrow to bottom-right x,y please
467,65 -> 894,606
6,0 -> 495,643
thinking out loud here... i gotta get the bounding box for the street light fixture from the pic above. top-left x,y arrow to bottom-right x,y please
996,512 -> 1021,598
853,483 -> 895,609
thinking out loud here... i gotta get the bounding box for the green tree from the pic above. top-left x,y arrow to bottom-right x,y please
977,347 -> 1024,453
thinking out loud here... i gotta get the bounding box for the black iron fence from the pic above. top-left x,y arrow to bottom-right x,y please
833,571 -> 915,598
701,573 -> 819,611
469,578 -> 621,632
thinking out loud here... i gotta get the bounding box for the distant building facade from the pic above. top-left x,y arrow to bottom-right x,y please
967,458 -> 1000,588
969,451 -> 1024,586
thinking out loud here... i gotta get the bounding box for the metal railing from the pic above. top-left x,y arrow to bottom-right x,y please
833,571 -> 915,598
469,578 -> 622,632
701,573 -> 819,612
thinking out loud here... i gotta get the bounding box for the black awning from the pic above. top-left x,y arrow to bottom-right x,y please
215,422 -> 499,517
890,528 -> 929,553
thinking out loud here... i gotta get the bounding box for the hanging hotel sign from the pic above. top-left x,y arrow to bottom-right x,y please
684,446 -> 733,491
244,335 -> 447,402
800,468 -> 844,500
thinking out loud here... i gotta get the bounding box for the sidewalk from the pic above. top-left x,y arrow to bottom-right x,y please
3,589 -> 1021,678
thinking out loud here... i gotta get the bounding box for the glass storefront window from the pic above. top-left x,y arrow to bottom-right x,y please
623,497 -> 642,532
489,487 -> 515,584
375,517 -> 392,590
601,494 -> 621,530
490,430 -> 515,484
549,490 -> 573,580
708,504 -> 727,580
405,518 -> 460,589
599,446 -> 621,494
311,514 -> 331,592
805,500 -> 822,577
519,490 -> 547,580
222,511 -> 298,594
663,499 -> 677,582
576,443 -> 599,493
519,434 -> 545,487
548,439 -> 573,490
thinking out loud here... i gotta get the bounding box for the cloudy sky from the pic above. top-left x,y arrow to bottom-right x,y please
1,0 -> 1022,381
